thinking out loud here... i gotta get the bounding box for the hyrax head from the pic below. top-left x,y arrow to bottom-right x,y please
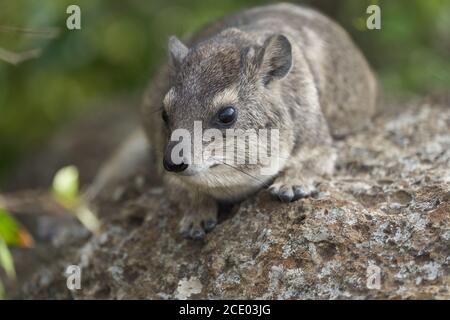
161,30 -> 293,191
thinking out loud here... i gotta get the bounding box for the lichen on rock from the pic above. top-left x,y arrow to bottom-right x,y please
10,98 -> 450,299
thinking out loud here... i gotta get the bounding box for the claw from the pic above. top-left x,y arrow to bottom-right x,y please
269,183 -> 316,203
293,186 -> 308,200
203,219 -> 217,232
179,214 -> 218,240
278,185 -> 294,202
190,228 -> 206,240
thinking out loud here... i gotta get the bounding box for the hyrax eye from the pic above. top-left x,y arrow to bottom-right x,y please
216,106 -> 237,126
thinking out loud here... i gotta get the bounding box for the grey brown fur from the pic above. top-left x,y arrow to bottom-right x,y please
92,3 -> 378,239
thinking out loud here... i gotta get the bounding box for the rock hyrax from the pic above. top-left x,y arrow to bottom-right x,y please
93,3 -> 378,240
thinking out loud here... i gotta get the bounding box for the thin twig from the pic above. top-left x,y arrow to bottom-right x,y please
0,47 -> 42,65
0,25 -> 60,38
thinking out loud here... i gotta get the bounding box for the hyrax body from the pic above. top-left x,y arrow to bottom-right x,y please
93,3 -> 377,239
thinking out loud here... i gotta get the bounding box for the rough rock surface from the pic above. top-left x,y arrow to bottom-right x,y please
10,98 -> 450,299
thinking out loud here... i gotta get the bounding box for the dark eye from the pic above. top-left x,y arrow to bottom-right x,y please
161,109 -> 169,125
216,106 -> 237,126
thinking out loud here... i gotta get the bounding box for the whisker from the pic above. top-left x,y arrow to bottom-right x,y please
216,160 -> 271,188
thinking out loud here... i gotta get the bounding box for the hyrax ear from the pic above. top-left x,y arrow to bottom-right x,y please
257,34 -> 292,86
168,36 -> 188,70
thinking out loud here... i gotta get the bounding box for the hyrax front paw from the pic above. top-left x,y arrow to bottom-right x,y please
268,178 -> 317,203
179,211 -> 218,240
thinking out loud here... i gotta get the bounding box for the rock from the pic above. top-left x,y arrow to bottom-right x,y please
10,98 -> 450,299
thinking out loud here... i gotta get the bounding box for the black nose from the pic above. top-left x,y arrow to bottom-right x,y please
163,157 -> 188,172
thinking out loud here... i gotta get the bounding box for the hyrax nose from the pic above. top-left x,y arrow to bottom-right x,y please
163,156 -> 188,172
163,144 -> 188,173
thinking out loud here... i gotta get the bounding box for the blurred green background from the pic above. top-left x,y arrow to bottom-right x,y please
0,0 -> 449,184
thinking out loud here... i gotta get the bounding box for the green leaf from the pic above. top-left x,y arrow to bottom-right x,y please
52,165 -> 80,208
0,279 -> 4,300
0,238 -> 15,279
0,208 -> 20,246
0,208 -> 34,247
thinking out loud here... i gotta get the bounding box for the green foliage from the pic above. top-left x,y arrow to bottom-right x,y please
51,165 -> 101,233
0,237 -> 15,279
0,237 -> 15,300
52,165 -> 80,208
0,207 -> 35,298
338,0 -> 450,94
0,280 -> 4,299
0,0 -> 449,181
0,208 -> 18,299
0,208 -> 22,246
0,207 -> 34,247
